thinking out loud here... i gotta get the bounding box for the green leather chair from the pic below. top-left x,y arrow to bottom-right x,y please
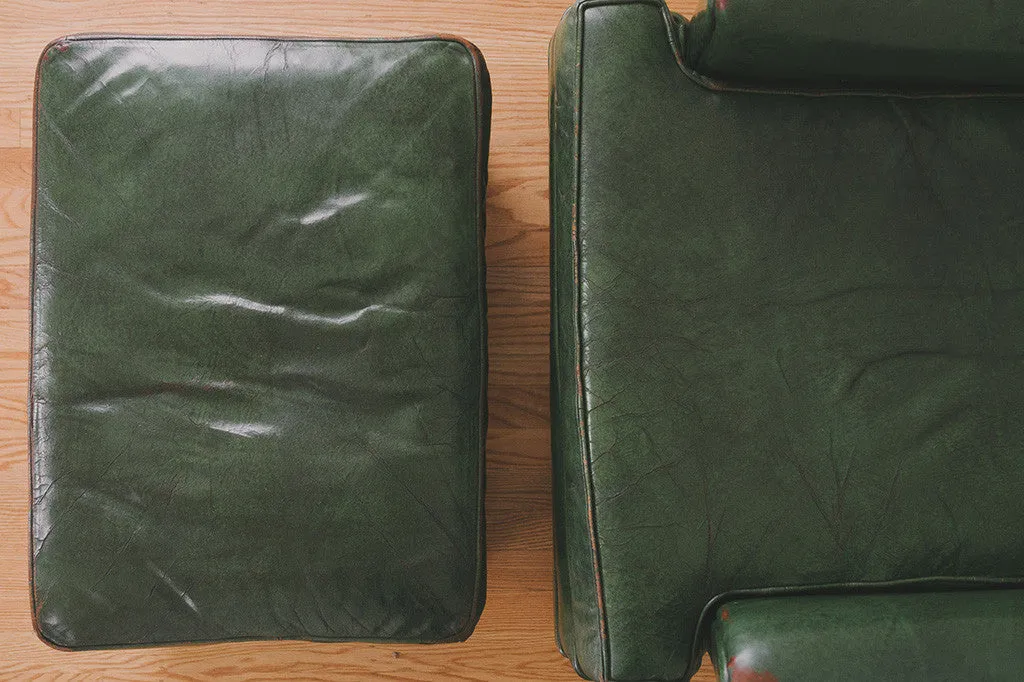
30,35 -> 489,648
550,1 -> 1024,680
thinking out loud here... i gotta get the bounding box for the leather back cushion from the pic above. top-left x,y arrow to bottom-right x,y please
686,0 -> 1024,87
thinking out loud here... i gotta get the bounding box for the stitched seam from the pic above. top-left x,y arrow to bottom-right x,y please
587,0 -> 1024,100
574,3 -> 612,680
59,34 -> 477,45
549,21 -> 567,659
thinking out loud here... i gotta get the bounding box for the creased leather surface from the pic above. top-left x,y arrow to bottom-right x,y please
550,6 -> 605,680
551,1 -> 1024,680
31,36 -> 489,649
709,590 -> 1024,682
686,0 -> 1024,88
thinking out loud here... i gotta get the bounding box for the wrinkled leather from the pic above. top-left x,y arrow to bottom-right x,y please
31,36 -> 490,649
709,590 -> 1024,682
550,1 -> 1024,680
686,0 -> 1024,88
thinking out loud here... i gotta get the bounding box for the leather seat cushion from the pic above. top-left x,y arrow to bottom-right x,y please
30,36 -> 489,648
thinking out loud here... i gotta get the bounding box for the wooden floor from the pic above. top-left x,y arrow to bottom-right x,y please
0,1 -> 715,679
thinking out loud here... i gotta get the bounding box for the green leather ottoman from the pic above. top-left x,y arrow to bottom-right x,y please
30,35 -> 489,649
550,1 -> 1024,680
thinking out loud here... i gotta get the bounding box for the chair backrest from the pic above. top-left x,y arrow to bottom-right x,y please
686,0 -> 1024,87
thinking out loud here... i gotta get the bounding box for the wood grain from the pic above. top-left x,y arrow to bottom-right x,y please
0,1 -> 714,680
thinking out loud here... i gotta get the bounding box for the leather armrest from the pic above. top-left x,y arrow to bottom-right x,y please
710,590 -> 1024,681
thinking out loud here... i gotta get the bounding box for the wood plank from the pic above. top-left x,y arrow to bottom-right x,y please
0,108 -> 22,147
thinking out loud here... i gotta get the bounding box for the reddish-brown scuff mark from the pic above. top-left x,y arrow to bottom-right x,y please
720,609 -> 730,621
716,0 -> 728,11
728,658 -> 779,682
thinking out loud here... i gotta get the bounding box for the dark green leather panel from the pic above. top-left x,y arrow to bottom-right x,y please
550,6 -> 606,681
31,36 -> 489,649
686,0 -> 1024,88
710,590 -> 1024,682
551,1 -> 1024,680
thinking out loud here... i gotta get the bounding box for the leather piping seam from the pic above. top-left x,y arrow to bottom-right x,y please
27,33 -> 489,650
27,33 -> 52,653
548,19 -> 567,660
696,577 -> 1024,634
34,33 -> 479,45
573,3 -> 612,680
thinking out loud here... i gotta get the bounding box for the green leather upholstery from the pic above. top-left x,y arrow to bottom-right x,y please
709,590 -> 1024,682
550,1 -> 1024,680
686,0 -> 1024,88
31,36 -> 490,648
